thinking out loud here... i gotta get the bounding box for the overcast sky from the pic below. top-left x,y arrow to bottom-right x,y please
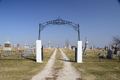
0,0 -> 120,48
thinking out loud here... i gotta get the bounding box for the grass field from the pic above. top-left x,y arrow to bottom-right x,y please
0,48 -> 55,80
61,48 -> 120,80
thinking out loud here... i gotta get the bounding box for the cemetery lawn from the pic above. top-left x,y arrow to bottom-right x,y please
0,48 -> 55,80
62,48 -> 120,80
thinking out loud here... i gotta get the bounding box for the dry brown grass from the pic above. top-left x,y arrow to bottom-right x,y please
62,48 -> 120,80
0,48 -> 55,80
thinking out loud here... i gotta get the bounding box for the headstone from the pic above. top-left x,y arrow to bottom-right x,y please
4,54 -> 8,57
69,45 -> 71,50
118,52 -> 120,57
0,55 -> 4,58
117,51 -> 120,55
23,48 -> 35,55
108,45 -> 112,50
106,49 -> 115,59
33,44 -> 35,48
24,43 -> 29,48
64,45 -> 66,48
113,44 -> 120,55
13,44 -> 17,48
91,46 -> 93,50
73,47 -> 75,51
12,53 -> 15,55
112,43 -> 116,49
8,54 -> 12,56
105,45 -> 108,50
48,41 -> 51,49
85,37 -> 90,50
2,38 -> 11,51
19,55 -> 24,58
97,47 -> 99,49
93,45 -> 95,49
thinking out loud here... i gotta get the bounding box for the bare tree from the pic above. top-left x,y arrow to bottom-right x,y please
66,39 -> 69,48
113,36 -> 120,48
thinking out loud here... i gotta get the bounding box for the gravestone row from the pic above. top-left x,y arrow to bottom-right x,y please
0,53 -> 15,58
19,48 -> 35,58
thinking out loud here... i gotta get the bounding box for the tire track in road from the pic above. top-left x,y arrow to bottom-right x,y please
57,48 -> 81,80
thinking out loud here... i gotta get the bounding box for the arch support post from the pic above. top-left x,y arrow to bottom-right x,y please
77,41 -> 82,63
77,24 -> 82,63
36,23 -> 42,63
78,24 -> 80,41
36,40 -> 42,63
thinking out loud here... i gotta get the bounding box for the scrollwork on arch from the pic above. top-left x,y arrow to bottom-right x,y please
39,17 -> 78,32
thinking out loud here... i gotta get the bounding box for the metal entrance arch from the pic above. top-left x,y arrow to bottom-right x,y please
38,17 -> 80,41
36,17 -> 82,63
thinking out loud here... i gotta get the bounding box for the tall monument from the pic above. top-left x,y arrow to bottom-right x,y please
48,41 -> 51,49
17,43 -> 20,48
0,44 -> 1,47
2,38 -> 11,51
85,37 -> 89,50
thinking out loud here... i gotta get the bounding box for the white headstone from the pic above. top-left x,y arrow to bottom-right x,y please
69,45 -> 71,50
73,47 -> 75,51
64,45 -> 66,48
13,44 -> 17,47
33,44 -> 35,48
48,41 -> 51,49
24,43 -> 29,48
85,37 -> 89,50
91,46 -> 93,50
108,45 -> 112,50
23,48 -> 35,55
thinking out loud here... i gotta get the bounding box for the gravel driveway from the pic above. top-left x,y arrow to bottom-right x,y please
31,48 -> 81,80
